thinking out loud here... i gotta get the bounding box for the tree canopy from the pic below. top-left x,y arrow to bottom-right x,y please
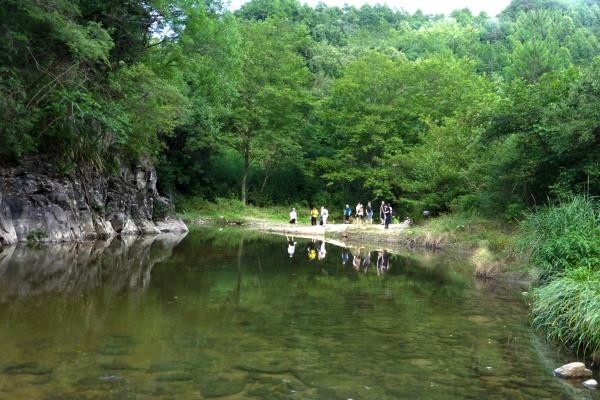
3,0 -> 600,217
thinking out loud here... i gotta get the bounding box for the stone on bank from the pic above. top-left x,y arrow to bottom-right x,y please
0,161 -> 187,245
553,362 -> 592,379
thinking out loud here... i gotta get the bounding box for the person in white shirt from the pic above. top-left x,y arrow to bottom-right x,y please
321,207 -> 329,226
289,208 -> 297,224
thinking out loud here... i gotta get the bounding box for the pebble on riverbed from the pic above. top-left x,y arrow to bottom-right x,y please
554,362 -> 593,379
583,379 -> 598,389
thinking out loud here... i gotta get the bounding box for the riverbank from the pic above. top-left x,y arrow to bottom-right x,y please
180,203 -> 524,283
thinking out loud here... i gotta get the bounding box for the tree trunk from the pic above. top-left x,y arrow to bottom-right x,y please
241,142 -> 249,205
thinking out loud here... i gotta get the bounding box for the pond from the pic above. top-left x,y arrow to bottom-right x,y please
0,228 -> 596,399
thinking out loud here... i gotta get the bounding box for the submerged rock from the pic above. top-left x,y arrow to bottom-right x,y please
200,376 -> 247,398
155,372 -> 194,382
2,362 -> 53,375
584,379 -> 598,389
554,362 -> 592,379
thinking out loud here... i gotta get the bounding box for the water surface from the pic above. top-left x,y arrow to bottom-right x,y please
0,228 -> 596,399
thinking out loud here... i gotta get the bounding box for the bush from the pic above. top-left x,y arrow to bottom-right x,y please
531,267 -> 600,356
518,196 -> 600,281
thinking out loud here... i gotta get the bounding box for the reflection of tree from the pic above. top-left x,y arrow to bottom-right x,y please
234,237 -> 244,306
0,233 -> 186,301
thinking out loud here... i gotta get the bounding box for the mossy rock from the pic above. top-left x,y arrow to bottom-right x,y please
292,370 -> 339,389
99,361 -> 139,371
200,376 -> 247,398
147,362 -> 187,373
236,358 -> 292,374
2,362 -> 53,375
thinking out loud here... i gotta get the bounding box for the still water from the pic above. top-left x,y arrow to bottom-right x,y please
0,228 -> 596,399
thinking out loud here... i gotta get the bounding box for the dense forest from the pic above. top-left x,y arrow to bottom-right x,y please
3,0 -> 600,219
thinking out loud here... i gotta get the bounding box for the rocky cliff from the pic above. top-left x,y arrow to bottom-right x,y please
0,161 -> 187,245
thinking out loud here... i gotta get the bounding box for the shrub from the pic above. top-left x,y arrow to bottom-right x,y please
518,196 -> 600,281
531,267 -> 600,356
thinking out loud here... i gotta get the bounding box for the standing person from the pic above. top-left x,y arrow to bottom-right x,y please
322,207 -> 329,226
289,208 -> 297,224
357,203 -> 364,223
384,203 -> 393,229
379,201 -> 386,225
366,201 -> 374,224
344,204 -> 352,224
310,207 -> 319,226
319,207 -> 324,226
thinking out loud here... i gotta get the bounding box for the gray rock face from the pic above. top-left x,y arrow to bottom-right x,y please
0,161 -> 187,245
554,362 -> 593,379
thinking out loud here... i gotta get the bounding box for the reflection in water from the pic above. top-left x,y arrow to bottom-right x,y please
318,240 -> 326,260
0,233 -> 186,301
0,229 -> 595,400
286,235 -> 296,258
307,239 -> 317,261
285,236 -> 393,276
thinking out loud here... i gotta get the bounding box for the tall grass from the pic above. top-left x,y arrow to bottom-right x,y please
518,196 -> 600,282
531,267 -> 600,356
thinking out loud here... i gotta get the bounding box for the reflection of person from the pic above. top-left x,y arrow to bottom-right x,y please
363,251 -> 371,273
310,207 -> 319,226
318,241 -> 327,260
307,240 -> 317,261
377,251 -> 390,274
341,249 -> 349,266
352,250 -> 362,271
287,236 -> 296,258
289,208 -> 297,224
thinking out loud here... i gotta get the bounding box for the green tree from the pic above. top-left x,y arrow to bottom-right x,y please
224,18 -> 313,204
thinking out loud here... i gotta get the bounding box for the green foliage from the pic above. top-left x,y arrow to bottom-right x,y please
531,267 -> 600,355
518,196 -> 600,281
6,0 -> 600,220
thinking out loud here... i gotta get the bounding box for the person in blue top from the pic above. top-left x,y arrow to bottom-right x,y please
344,204 -> 352,224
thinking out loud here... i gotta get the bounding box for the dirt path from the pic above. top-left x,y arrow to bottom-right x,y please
248,220 -> 410,238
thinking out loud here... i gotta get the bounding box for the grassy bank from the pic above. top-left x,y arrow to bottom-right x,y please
518,196 -> 600,357
177,198 -> 291,225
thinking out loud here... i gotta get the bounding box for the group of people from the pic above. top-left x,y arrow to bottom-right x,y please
343,202 -> 374,224
290,207 -> 330,226
289,201 -> 394,228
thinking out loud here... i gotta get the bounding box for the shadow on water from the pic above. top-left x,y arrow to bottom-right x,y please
0,227 -> 596,399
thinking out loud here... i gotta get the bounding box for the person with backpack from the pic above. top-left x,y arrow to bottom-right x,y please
365,201 -> 374,224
